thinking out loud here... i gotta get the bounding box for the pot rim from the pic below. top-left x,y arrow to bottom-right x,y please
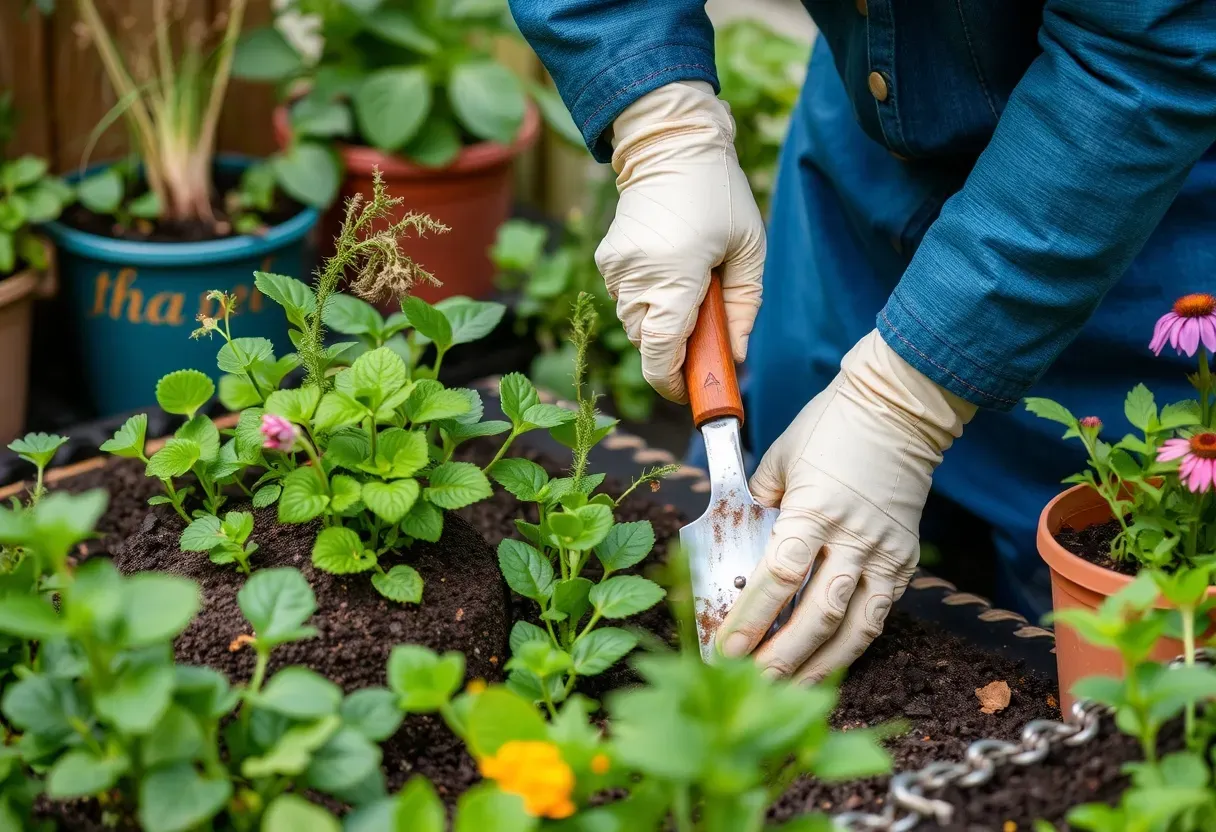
273,101 -> 541,180
1036,482 -> 1216,602
41,154 -> 320,268
0,268 -> 40,310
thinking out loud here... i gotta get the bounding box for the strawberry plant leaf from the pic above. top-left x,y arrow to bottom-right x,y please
142,704 -> 205,769
180,514 -> 226,552
402,295 -> 452,350
329,475 -> 363,512
323,292 -> 384,337
402,499 -> 444,542
303,726 -> 381,793
387,645 -> 465,713
262,794 -> 341,832
155,370 -> 215,418
392,776 -> 445,832
312,526 -> 377,574
571,627 -> 638,676
265,387 -> 321,424
138,762 -> 232,832
237,568 -> 318,647
377,429 -> 428,478
100,414 -> 148,459
454,782 -> 535,832
219,374 -> 262,411
437,298 -> 505,346
340,688 -> 403,742
146,438 -> 201,479
46,748 -> 129,799
372,564 -> 423,604
94,661 -> 175,734
520,403 -> 576,430
549,577 -> 593,626
589,575 -> 666,619
278,467 -> 330,524
425,462 -> 491,509
255,271 -> 316,327
242,716 -> 339,779
217,337 -> 275,374
8,431 -> 67,469
175,414 -> 220,463
258,667 -> 343,719
509,621 -> 549,654
496,539 -> 553,601
362,479 -> 420,524
406,382 -> 473,423
595,521 -> 655,575
351,347 -> 407,398
252,484 -> 282,509
550,412 -> 617,451
315,391 -> 370,432
489,458 -> 549,501
122,573 -> 201,646
0,595 -> 64,639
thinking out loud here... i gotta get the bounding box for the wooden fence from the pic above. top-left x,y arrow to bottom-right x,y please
0,0 -> 591,215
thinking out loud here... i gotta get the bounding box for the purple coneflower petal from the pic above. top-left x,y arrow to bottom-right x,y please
1169,317 -> 1186,351
1193,459 -> 1216,493
1150,313 -> 1178,354
1181,455 -> 1199,480
1179,318 -> 1201,357
1157,439 -> 1192,461
1200,316 -> 1216,352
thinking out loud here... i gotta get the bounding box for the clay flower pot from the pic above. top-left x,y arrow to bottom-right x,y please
273,103 -> 540,309
1037,483 -> 1216,709
0,255 -> 54,445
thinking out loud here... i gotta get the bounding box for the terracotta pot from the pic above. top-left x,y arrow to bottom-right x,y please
0,248 -> 55,445
274,104 -> 540,309
1037,483 -> 1216,710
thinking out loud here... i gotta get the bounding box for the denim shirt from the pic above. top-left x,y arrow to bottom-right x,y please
508,0 -> 1216,410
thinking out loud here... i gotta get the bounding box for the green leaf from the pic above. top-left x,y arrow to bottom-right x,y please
2,155 -> 48,189
238,567 -> 318,648
405,117 -> 462,167
95,661 -> 175,734
255,271 -> 316,323
497,539 -> 553,601
1070,675 -> 1125,708
589,575 -> 666,619
403,296 -> 453,350
465,688 -> 547,757
351,347 -> 408,398
259,667 -> 343,719
340,688 -> 403,742
271,141 -> 341,208
315,390 -> 369,432
402,498 -> 444,543
8,431 -> 67,469
560,504 -> 613,550
520,403 -> 576,430
232,26 -> 304,81
0,595 -> 63,639
549,577 -> 593,626
123,573 -> 201,646
253,484 -> 282,509
490,458 -> 549,501
142,704 -> 204,768
406,384 -> 473,424
491,220 -> 548,272
217,336 -> 275,374
507,641 -> 571,680
304,726 -> 381,794
243,715 -> 339,778
354,67 -> 432,150
372,564 -> 424,604
437,298 -> 506,345
1160,400 -> 1201,430
2,675 -> 85,740
387,645 -> 465,713
128,190 -> 161,219
265,387 -> 321,424
813,729 -> 893,780
279,467 -> 330,524
180,514 -> 225,552
146,437 -> 201,479
366,7 -> 439,53
394,776 -> 445,832
448,61 -> 526,144
176,414 -> 220,462
0,230 -> 13,273
500,373 -> 540,426
526,80 -> 583,146
100,413 -> 147,459
156,370 -> 215,418
138,762 -> 232,832
46,748 -> 128,799
323,293 -> 384,336
76,167 -> 124,214
362,478 -> 421,524
425,462 -> 492,509
509,621 -> 549,654
330,474 -> 362,512
595,521 -> 655,574
455,783 -> 536,832
312,526 -> 377,574
572,627 -> 637,676
377,428 -> 429,477
1024,397 -> 1077,428
1124,384 -> 1156,432
263,794 -> 340,832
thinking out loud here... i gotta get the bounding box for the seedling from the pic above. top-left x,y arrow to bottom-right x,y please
180,510 -> 259,574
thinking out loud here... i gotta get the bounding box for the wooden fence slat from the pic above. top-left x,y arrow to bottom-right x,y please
0,4 -> 51,160
215,0 -> 277,159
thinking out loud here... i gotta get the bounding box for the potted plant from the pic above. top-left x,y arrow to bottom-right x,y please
39,0 -> 320,419
236,0 -> 580,306
0,94 -> 72,444
1030,293 -> 1216,705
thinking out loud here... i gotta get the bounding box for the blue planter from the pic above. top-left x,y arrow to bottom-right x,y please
44,156 -> 318,418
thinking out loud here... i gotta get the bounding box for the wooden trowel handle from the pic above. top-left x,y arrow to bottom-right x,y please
685,272 -> 744,427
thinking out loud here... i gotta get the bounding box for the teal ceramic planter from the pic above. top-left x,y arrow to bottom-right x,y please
44,156 -> 318,418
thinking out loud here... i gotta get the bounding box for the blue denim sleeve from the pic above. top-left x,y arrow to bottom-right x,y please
507,0 -> 719,162
878,0 -> 1216,410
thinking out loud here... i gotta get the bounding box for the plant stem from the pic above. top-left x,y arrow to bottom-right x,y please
673,786 -> 694,832
1183,602 -> 1197,742
249,649 -> 270,695
482,429 -> 520,473
576,612 -> 602,642
1201,347 -> 1212,427
539,684 -> 558,720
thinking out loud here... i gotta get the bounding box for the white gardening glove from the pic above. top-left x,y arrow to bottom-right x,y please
595,81 -> 765,403
716,331 -> 977,682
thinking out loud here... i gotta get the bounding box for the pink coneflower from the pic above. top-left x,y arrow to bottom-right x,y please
260,413 -> 297,451
1158,433 -> 1216,492
1150,294 -> 1216,357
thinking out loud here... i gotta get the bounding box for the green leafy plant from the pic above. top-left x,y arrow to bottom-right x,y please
6,432 -> 67,506
0,94 -> 72,275
715,20 -> 810,214
492,178 -> 655,421
233,0 -> 581,207
1050,572 -> 1216,830
345,642 -> 891,832
64,0 -> 284,233
491,294 -> 676,711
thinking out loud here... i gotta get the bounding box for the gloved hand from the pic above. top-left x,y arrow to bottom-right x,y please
595,81 -> 765,404
715,331 -> 977,682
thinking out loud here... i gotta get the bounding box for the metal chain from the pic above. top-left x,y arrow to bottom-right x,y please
833,648 -> 1215,831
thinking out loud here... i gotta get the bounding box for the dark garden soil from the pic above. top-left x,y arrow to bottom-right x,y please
59,169 -> 305,244
35,439 -> 1151,829
1055,517 -> 1138,576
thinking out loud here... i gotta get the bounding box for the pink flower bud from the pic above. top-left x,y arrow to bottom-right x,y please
1079,416 -> 1102,430
260,413 -> 297,451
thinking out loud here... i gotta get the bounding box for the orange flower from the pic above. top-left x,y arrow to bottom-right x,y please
590,753 -> 610,775
478,741 -> 576,819
466,679 -> 487,695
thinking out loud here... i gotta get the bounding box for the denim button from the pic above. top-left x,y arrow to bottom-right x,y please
855,0 -> 868,15
868,71 -> 889,102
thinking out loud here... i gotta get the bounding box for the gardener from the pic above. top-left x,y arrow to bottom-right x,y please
508,0 -> 1216,682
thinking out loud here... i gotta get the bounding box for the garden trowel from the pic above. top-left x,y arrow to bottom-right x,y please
680,274 -> 782,662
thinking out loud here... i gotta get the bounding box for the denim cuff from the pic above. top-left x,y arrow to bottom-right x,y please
569,44 -> 719,162
877,291 -> 1031,411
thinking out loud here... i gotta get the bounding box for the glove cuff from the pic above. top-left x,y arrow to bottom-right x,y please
609,81 -> 735,170
841,330 -> 977,451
